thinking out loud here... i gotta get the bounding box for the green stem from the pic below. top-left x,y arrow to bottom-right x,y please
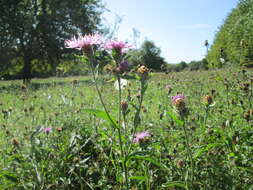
182,119 -> 194,189
87,53 -> 129,188
88,56 -> 116,130
117,77 -> 130,189
204,107 -> 209,127
128,80 -> 145,153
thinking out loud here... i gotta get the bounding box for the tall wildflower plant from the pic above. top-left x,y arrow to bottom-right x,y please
171,94 -> 194,189
65,35 -> 150,189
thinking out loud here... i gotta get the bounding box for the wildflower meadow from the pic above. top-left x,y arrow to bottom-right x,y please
0,33 -> 252,190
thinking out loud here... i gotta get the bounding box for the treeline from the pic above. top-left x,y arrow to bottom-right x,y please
207,0 -> 253,68
2,0 -> 252,81
165,59 -> 208,72
0,0 -> 104,81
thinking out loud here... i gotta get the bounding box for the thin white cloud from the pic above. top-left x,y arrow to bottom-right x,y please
176,24 -> 212,29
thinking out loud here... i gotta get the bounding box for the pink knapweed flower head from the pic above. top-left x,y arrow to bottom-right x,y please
133,131 -> 150,143
172,94 -> 185,104
65,33 -> 102,51
43,127 -> 52,133
104,40 -> 132,53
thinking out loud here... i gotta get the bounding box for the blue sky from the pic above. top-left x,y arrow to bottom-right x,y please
102,0 -> 238,63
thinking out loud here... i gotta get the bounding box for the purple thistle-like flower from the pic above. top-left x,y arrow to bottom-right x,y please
172,94 -> 185,104
118,61 -> 130,72
104,40 -> 132,53
65,33 -> 102,50
43,127 -> 52,133
133,131 -> 150,143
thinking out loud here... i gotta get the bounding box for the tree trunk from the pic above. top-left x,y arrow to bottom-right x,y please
23,54 -> 32,83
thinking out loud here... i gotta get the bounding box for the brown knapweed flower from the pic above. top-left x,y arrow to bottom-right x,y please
11,138 -> 19,147
121,101 -> 128,113
172,94 -> 188,117
137,65 -> 149,75
202,95 -> 213,106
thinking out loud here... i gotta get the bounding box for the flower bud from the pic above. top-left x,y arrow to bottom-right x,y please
121,101 -> 128,113
11,138 -> 19,147
137,65 -> 149,75
118,61 -> 130,73
177,159 -> 185,168
202,95 -> 213,106
172,94 -> 188,117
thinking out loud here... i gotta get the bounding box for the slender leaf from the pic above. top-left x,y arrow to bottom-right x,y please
127,155 -> 169,172
162,181 -> 187,189
129,176 -> 147,181
167,111 -> 184,126
194,143 -> 221,159
84,109 -> 118,129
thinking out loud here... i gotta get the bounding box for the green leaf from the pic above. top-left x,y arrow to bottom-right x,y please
167,111 -> 184,126
129,176 -> 147,181
121,74 -> 139,80
127,155 -> 169,172
162,181 -> 187,189
194,143 -> 221,159
0,171 -> 18,183
107,77 -> 117,83
75,54 -> 88,63
83,109 -> 118,129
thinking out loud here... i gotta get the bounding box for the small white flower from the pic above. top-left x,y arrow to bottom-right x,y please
220,58 -> 225,63
114,78 -> 128,90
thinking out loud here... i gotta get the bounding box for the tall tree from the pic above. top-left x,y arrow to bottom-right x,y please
0,0 -> 104,81
129,40 -> 166,71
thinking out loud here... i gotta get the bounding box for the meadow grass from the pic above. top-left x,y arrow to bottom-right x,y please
0,67 -> 252,189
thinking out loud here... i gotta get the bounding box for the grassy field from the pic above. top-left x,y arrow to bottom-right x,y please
0,68 -> 252,189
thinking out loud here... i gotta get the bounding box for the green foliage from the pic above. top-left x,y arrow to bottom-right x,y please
129,40 -> 166,71
0,0 -> 104,80
165,59 -> 208,73
207,0 -> 253,68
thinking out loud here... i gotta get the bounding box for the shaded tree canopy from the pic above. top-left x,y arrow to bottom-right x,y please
207,0 -> 253,68
0,0 -> 104,81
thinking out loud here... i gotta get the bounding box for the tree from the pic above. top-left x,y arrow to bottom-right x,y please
207,0 -> 253,68
129,40 -> 166,71
0,0 -> 104,81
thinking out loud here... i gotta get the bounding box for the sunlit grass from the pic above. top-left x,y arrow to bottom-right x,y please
0,67 -> 252,189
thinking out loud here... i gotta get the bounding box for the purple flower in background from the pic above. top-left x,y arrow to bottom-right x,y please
104,40 -> 132,53
44,127 -> 52,134
172,94 -> 185,104
118,61 -> 130,72
133,131 -> 150,143
65,33 -> 102,50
